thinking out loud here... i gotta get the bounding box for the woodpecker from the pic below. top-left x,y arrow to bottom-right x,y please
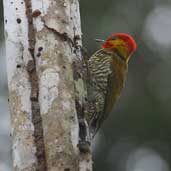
86,33 -> 137,138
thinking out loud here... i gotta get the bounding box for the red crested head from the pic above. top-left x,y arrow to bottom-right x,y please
102,33 -> 137,60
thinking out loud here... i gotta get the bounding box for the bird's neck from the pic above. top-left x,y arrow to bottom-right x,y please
112,46 -> 130,62
112,49 -> 127,62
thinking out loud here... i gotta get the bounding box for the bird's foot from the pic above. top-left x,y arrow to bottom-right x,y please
77,140 -> 91,153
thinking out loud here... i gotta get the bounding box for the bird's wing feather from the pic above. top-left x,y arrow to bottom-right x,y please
87,49 -> 128,137
87,49 -> 113,136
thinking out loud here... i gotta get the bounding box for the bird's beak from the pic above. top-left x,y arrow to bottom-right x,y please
101,41 -> 114,49
95,39 -> 105,42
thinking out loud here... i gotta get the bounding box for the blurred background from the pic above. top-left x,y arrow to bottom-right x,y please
80,0 -> 171,171
1,0 -> 171,170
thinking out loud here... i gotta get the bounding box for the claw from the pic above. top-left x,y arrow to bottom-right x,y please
77,140 -> 90,153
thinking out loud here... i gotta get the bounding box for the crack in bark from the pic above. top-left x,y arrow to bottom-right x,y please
44,22 -> 75,48
42,18 -> 82,55
24,1 -> 47,171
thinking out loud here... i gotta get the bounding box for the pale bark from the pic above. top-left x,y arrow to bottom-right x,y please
3,0 -> 92,171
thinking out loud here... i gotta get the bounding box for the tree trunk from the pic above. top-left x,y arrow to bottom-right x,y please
3,0 -> 92,171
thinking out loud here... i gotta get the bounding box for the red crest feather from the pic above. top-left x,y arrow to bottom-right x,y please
107,33 -> 137,53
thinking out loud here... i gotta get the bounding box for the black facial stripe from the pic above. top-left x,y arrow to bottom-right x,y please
114,49 -> 126,61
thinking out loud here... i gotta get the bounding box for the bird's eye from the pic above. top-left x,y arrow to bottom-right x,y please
110,37 -> 117,41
